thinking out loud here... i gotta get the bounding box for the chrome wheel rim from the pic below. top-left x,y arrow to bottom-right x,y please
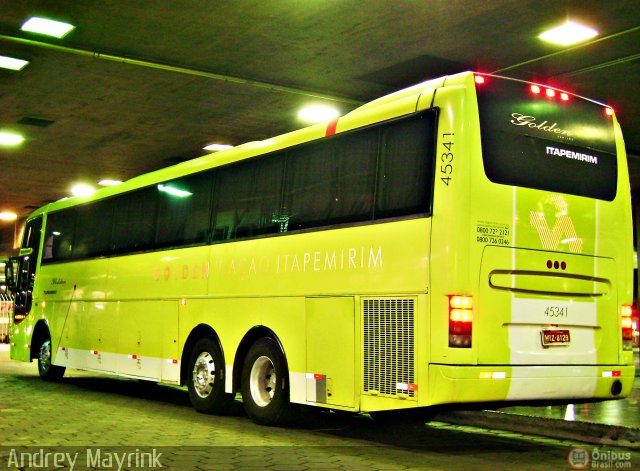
192,352 -> 216,398
39,340 -> 52,372
250,355 -> 276,407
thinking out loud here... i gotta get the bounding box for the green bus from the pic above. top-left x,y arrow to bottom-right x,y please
7,71 -> 635,425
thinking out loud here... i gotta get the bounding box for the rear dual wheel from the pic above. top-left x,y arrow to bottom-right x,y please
241,337 -> 293,426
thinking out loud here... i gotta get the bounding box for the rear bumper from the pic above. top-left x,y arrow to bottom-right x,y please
427,364 -> 635,406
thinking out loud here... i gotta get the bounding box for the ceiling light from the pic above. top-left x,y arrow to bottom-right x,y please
298,105 -> 340,123
203,143 -> 233,152
0,131 -> 25,146
71,183 -> 95,198
98,179 -> 123,186
539,21 -> 598,46
0,55 -> 29,71
0,212 -> 18,221
21,17 -> 75,38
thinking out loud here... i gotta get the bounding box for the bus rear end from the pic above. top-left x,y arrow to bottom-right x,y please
428,73 -> 634,407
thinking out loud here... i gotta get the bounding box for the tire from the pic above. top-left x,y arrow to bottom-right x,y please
241,337 -> 293,426
37,337 -> 66,381
187,338 -> 234,414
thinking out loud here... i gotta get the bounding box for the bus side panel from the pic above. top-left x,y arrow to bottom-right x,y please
429,81 -> 477,366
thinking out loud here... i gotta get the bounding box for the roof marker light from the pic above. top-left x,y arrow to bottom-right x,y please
560,93 -> 569,101
474,75 -> 485,85
546,88 -> 556,97
605,107 -> 614,116
531,85 -> 541,94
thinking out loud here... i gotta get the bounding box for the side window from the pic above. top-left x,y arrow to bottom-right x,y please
332,129 -> 378,224
283,130 -> 378,230
111,188 -> 157,254
212,156 -> 284,241
74,199 -> 114,258
375,113 -> 435,218
284,143 -> 336,231
43,210 -> 76,262
156,172 -> 212,248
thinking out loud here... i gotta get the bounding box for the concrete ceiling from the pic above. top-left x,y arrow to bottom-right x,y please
1,1 -> 639,254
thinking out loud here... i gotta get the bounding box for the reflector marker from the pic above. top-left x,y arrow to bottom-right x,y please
325,118 -> 338,136
90,350 -> 99,355
480,371 -> 507,379
602,371 -> 621,377
167,359 -> 178,364
128,354 -> 138,360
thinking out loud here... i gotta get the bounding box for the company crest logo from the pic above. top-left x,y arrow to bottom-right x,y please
529,195 -> 583,253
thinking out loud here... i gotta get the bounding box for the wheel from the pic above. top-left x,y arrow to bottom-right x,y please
241,337 -> 293,426
37,337 -> 65,381
187,337 -> 234,414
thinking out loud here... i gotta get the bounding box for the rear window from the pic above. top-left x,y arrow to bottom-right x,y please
476,75 -> 617,201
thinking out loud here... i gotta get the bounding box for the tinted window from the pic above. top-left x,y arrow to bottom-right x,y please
477,76 -> 617,200
213,157 -> 284,241
111,188 -> 157,253
376,115 -> 435,218
43,210 -> 76,262
156,173 -> 212,248
74,199 -> 114,258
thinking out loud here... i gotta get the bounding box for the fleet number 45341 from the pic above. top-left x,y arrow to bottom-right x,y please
440,133 -> 454,186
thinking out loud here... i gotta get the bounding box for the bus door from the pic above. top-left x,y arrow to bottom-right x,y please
13,217 -> 43,324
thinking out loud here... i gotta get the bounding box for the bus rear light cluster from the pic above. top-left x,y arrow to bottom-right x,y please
621,304 -> 635,350
449,295 -> 473,348
530,84 -> 569,101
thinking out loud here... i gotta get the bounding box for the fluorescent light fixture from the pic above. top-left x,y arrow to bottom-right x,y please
21,17 -> 75,38
157,184 -> 192,198
298,105 -> 340,123
71,183 -> 96,198
98,179 -> 123,186
0,212 -> 18,221
0,55 -> 29,71
203,143 -> 233,152
539,21 -> 598,46
0,131 -> 25,146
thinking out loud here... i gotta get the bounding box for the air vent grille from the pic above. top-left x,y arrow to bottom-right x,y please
363,298 -> 416,399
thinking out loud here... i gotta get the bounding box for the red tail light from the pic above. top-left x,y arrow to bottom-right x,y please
449,295 -> 473,348
621,305 -> 634,350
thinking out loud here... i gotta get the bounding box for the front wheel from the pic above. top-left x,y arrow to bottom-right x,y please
187,338 -> 234,414
37,338 -> 65,381
241,337 -> 293,426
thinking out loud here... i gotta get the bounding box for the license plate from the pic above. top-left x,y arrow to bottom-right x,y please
540,329 -> 571,347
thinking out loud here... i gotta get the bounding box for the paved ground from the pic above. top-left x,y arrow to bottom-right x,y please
0,345 -> 638,470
